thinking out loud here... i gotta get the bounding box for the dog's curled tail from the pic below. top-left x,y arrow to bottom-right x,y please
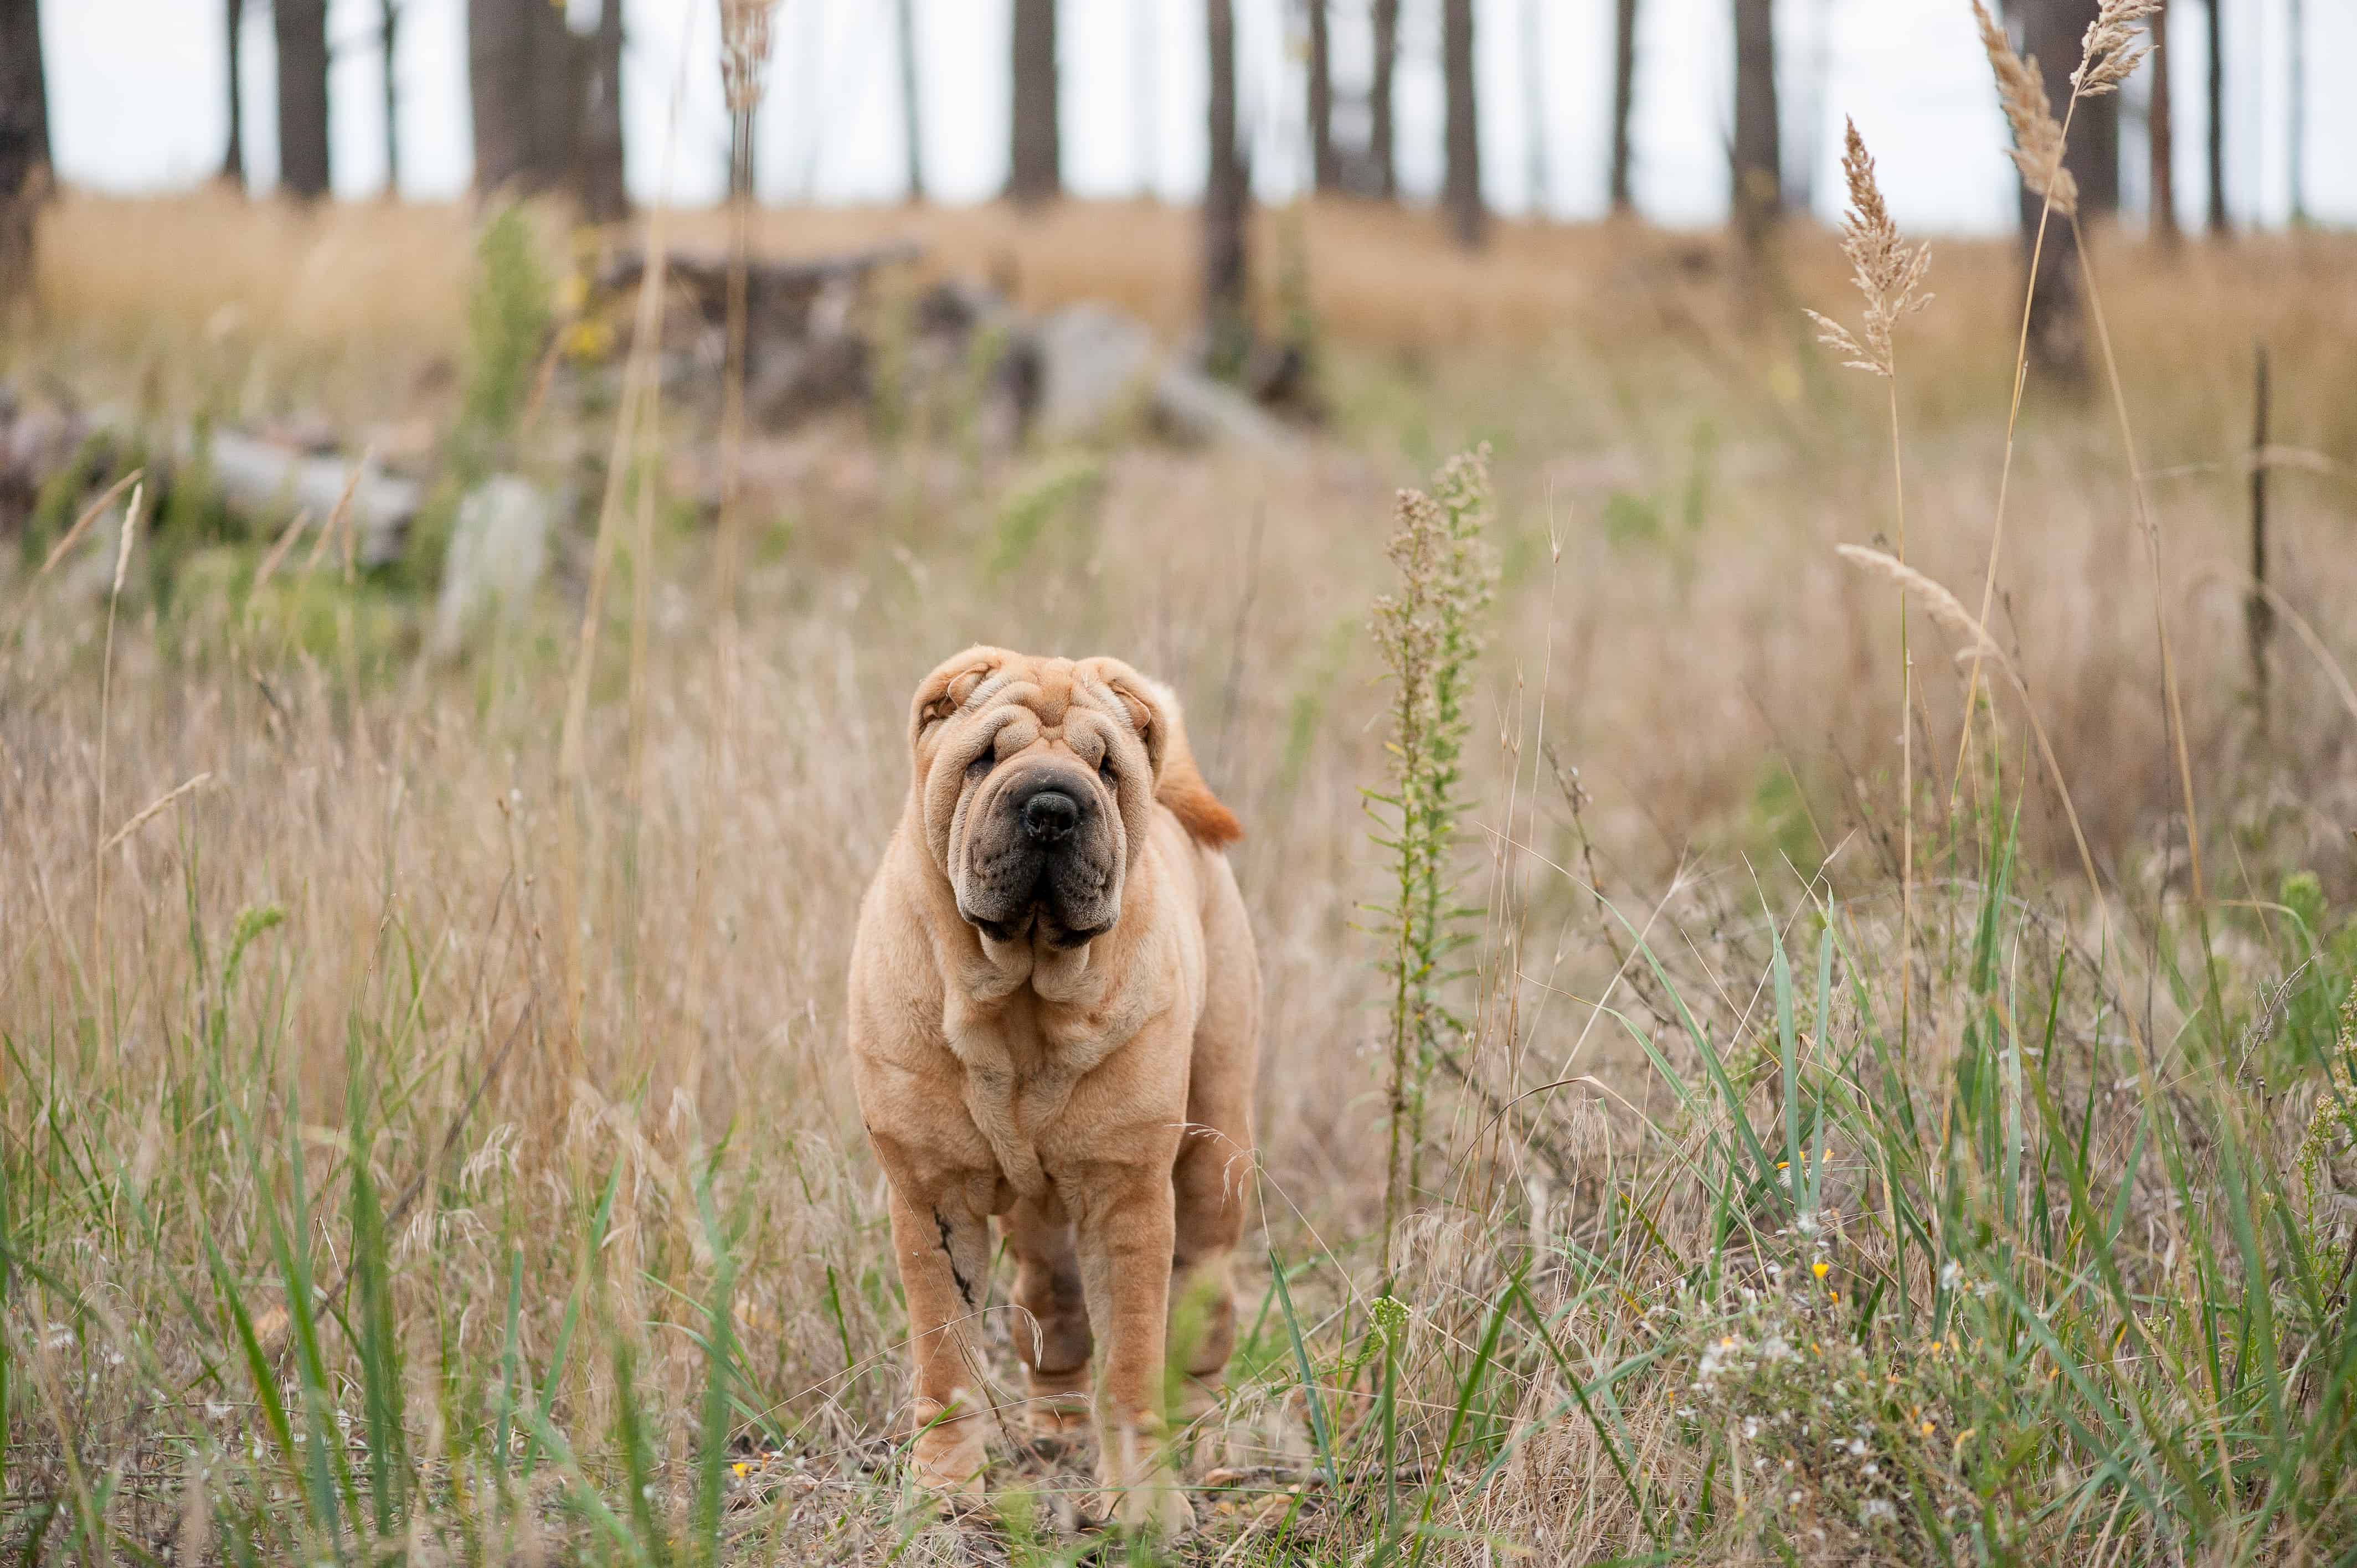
1144,679 -> 1243,849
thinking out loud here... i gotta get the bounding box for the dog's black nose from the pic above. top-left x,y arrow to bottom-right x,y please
1022,788 -> 1080,844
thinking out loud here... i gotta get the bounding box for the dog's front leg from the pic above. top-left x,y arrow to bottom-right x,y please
1068,1158 -> 1195,1536
883,1179 -> 996,1499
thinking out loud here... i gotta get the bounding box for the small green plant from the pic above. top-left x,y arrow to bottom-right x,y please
1366,446 -> 1494,1281
459,207 -> 554,476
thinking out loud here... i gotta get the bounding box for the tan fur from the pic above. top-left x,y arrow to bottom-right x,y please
846,647 -> 1260,1535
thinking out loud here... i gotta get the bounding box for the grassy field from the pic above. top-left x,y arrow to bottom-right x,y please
3,155 -> 2356,1566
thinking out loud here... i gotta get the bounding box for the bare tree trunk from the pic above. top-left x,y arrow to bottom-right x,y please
1306,0 -> 1337,194
1370,0 -> 1398,199
2149,0 -> 2175,246
382,0 -> 402,197
578,0 -> 627,221
526,4 -> 580,193
0,0 -> 44,306
2020,0 -> 2112,385
2205,0 -> 2225,233
1132,0 -> 1159,196
275,0 -> 332,200
1610,0 -> 1638,211
896,0 -> 924,202
1008,0 -> 1061,205
1730,0 -> 1779,252
1203,0 -> 1250,376
469,0 -> 582,199
1521,0 -> 1547,214
1442,0 -> 1484,248
2287,0 -> 2304,225
470,0 -> 530,193
223,0 -> 246,186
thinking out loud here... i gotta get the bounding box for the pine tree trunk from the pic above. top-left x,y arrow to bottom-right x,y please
275,0 -> 333,200
0,0 -> 45,306
1441,0 -> 1485,249
470,0 -> 530,193
1008,0 -> 1061,205
469,0 -> 583,200
1306,0 -> 1337,194
2205,0 -> 2225,233
223,0 -> 246,186
1521,0 -> 1547,214
897,0 -> 924,202
1610,0 -> 1638,211
1202,0 -> 1250,376
382,0 -> 402,197
1730,0 -> 1780,252
2149,0 -> 2175,246
526,3 -> 580,193
578,0 -> 627,221
2019,0 -> 2111,385
2287,0 -> 2304,224
1370,0 -> 1398,199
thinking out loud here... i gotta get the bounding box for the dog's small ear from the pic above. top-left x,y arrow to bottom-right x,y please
1095,663 -> 1244,847
1102,673 -> 1170,781
910,649 -> 1003,741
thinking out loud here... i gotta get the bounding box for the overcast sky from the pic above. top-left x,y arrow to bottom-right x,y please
38,0 -> 2355,234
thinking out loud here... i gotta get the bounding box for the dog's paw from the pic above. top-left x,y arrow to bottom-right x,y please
1095,1472 -> 1196,1538
1022,1397 -> 1093,1452
907,1420 -> 988,1505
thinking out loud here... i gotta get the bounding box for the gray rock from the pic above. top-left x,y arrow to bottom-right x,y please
1150,365 -> 1306,458
433,476 -> 555,656
1028,303 -> 1157,444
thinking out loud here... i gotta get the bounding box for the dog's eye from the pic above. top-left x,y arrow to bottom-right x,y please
965,751 -> 995,781
1097,755 -> 1117,785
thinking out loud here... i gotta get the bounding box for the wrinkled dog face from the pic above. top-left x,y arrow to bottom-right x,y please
908,648 -> 1166,947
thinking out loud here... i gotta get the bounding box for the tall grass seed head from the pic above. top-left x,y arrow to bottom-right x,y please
1804,119 -> 1932,378
1973,1 -> 2077,218
2074,0 -> 2162,97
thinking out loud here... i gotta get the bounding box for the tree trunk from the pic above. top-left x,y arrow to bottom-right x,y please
1306,0 -> 1337,194
578,0 -> 627,221
2149,0 -> 2175,246
382,0 -> 402,197
470,0 -> 531,193
896,0 -> 924,202
469,0 -> 581,199
1521,0 -> 1547,214
1730,0 -> 1780,252
2287,0 -> 2304,225
275,0 -> 332,200
2019,0 -> 2113,385
1610,0 -> 1638,211
1008,0 -> 1060,205
2204,0 -> 2224,233
1202,0 -> 1250,376
1441,0 -> 1484,247
0,0 -> 45,306
1370,0 -> 1398,199
223,0 -> 246,186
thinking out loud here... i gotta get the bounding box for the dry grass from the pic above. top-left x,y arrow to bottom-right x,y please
3,178 -> 2356,1563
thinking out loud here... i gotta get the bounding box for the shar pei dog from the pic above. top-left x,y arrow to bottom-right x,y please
847,647 -> 1259,1534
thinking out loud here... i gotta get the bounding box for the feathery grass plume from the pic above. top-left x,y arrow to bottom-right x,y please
720,0 -> 779,115
1804,121 -> 1931,379
1836,544 -> 2005,667
1973,1 -> 2076,216
1367,447 -> 1494,1283
2073,0 -> 2162,97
